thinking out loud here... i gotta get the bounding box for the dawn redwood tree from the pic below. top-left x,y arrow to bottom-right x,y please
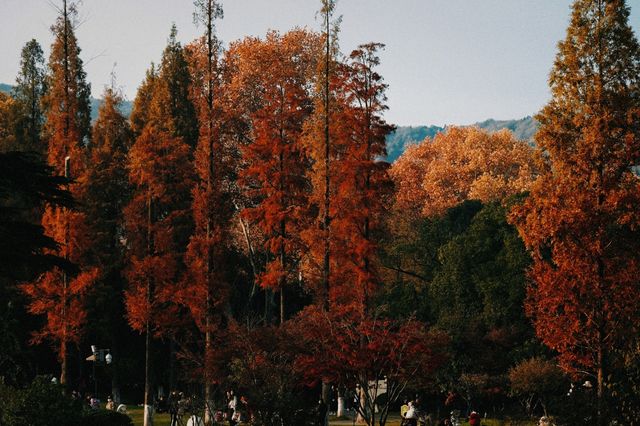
125,30 -> 196,424
125,126 -> 193,426
301,0 -> 341,314
330,43 -> 394,315
510,0 -> 640,422
181,0 -> 224,421
21,0 -> 96,388
13,39 -> 47,153
84,86 -> 132,403
130,65 -> 157,137
240,30 -> 316,325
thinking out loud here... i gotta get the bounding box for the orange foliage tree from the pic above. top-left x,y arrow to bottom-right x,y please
21,0 -> 97,387
238,30 -> 318,325
179,0 -> 228,419
509,0 -> 640,421
391,127 -> 538,218
300,0 -> 344,314
124,28 -> 196,424
329,43 -> 394,314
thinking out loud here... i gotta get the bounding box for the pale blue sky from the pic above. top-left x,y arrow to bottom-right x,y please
1,0 -> 639,126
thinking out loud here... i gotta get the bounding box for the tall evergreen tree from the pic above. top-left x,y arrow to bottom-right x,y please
511,0 -> 640,422
149,25 -> 199,149
13,39 -> 47,153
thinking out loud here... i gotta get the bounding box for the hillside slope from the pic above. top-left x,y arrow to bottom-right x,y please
384,116 -> 538,162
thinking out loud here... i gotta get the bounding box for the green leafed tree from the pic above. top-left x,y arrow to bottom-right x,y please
13,39 -> 47,153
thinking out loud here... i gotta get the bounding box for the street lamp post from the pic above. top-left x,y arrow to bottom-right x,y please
87,345 -> 113,399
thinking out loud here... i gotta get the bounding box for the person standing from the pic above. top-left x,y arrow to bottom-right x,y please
403,401 -> 418,426
468,411 -> 481,426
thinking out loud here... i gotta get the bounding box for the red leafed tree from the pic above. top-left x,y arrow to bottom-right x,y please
509,0 -> 640,422
21,0 -> 96,387
125,125 -> 193,425
294,307 -> 448,426
240,30 -> 316,325
179,0 -> 228,420
329,43 -> 394,315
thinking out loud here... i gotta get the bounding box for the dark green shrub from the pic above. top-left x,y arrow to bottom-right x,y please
0,376 -> 84,426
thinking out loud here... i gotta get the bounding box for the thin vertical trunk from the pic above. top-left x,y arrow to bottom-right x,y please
321,8 -> 332,426
279,216 -> 285,325
322,4 -> 331,313
143,189 -> 154,426
279,107 -> 286,326
203,3 -> 216,424
143,316 -> 153,426
60,0 -> 71,390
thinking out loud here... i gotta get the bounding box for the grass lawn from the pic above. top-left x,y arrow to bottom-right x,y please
128,406 -> 171,426
126,408 -> 536,426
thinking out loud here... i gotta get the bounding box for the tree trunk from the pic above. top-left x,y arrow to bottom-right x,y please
60,339 -> 68,387
204,326 -> 212,425
337,391 -> 345,418
143,319 -> 154,426
322,382 -> 331,426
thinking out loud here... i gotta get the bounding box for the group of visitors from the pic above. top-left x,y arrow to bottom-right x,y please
399,398 -> 484,426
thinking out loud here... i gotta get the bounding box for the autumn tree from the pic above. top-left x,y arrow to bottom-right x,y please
130,65 -> 157,137
294,308 -> 448,426
13,39 -> 47,153
509,357 -> 567,418
0,151 -> 72,384
391,126 -> 538,218
180,0 -> 225,422
329,43 -> 394,315
21,0 -> 96,388
239,30 -> 318,325
301,0 -> 342,315
83,85 -> 132,402
510,0 -> 640,423
0,93 -> 22,151
125,126 -> 193,426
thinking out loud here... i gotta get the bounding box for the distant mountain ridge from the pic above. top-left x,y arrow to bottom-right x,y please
385,116 -> 538,162
2,82 -> 536,162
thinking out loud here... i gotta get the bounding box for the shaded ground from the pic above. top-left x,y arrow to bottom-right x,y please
126,407 -> 537,426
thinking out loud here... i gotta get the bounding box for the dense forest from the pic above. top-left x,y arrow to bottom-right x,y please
1,1 -> 640,426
